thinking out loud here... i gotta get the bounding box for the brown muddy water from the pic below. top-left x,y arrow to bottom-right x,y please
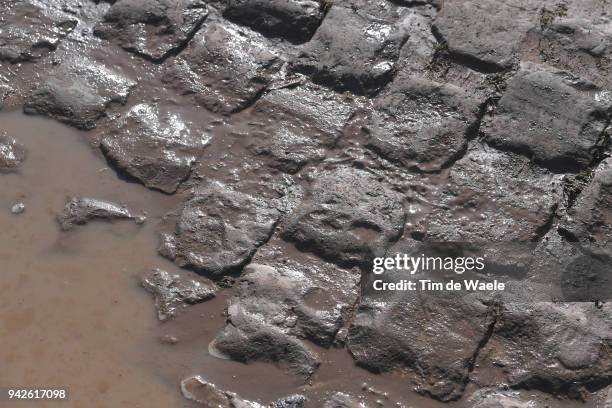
0,110 -> 586,408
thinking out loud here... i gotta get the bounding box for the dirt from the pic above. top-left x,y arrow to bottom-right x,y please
0,111 -> 188,407
0,110 -> 452,408
1,0 -> 611,407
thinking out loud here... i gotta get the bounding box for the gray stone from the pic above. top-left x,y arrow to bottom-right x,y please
410,146 -> 562,243
511,214 -> 612,302
213,307 -> 321,377
348,289 -> 493,401
290,5 -> 412,96
322,392 -> 366,408
24,56 -> 135,129
519,1 -> 612,88
10,202 -> 26,215
559,158 -> 612,245
141,268 -> 216,321
396,7 -> 437,75
474,302 -> 612,399
0,133 -> 27,172
212,262 -> 354,376
282,165 -> 405,267
482,64 -> 611,172
94,0 -> 209,61
180,375 -> 263,408
58,197 -> 138,231
596,385 -> 612,408
159,182 -> 280,276
272,394 -> 305,408
222,0 -> 324,44
466,389 -> 545,408
0,2 -> 76,63
100,103 -> 211,194
365,74 -> 484,172
164,20 -> 282,114
223,262 -> 347,342
433,0 -> 541,70
0,86 -> 10,109
332,0 -> 414,21
245,82 -> 355,173
180,376 -> 304,407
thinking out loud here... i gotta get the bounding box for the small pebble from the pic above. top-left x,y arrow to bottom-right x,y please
159,334 -> 179,345
11,202 -> 25,214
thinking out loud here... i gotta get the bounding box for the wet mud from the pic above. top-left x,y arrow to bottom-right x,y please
1,0 -> 611,407
0,111 -> 189,407
1,110 -> 602,408
0,111 -> 453,407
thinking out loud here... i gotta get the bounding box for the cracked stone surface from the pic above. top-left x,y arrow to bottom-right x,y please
365,72 -> 485,172
244,81 -> 355,173
466,389 -> 546,408
222,0 -> 325,44
181,376 -> 263,408
596,386 -> 612,408
282,165 -> 406,267
433,0 -> 542,70
473,302 -> 612,399
181,375 -> 305,408
409,146 -> 562,243
23,56 -> 135,129
212,250 -> 359,375
322,392 -> 368,408
520,0 -> 612,88
559,157 -> 612,246
348,295 -> 494,402
2,0 -> 612,406
159,182 -> 280,276
94,0 -> 209,61
164,19 -> 282,114
482,63 -> 612,172
349,240 -> 496,401
290,5 -> 413,96
0,2 -> 76,63
212,264 -> 325,377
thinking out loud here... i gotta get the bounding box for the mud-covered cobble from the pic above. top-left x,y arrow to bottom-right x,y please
2,0 -> 611,406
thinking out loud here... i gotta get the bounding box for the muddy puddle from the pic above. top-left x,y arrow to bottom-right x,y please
0,110 -> 588,408
0,110 -> 191,407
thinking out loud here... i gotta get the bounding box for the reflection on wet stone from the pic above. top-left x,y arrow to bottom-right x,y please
141,268 -> 216,321
0,132 -> 27,172
58,197 -> 141,231
24,56 -> 135,129
0,2 -> 76,63
94,0 -> 210,62
101,103 -> 212,193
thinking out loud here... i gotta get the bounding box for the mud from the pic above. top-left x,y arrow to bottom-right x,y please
0,111 -> 188,407
0,111 -> 462,408
0,107 -> 606,408
2,0 -> 612,407
0,111 -> 591,408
